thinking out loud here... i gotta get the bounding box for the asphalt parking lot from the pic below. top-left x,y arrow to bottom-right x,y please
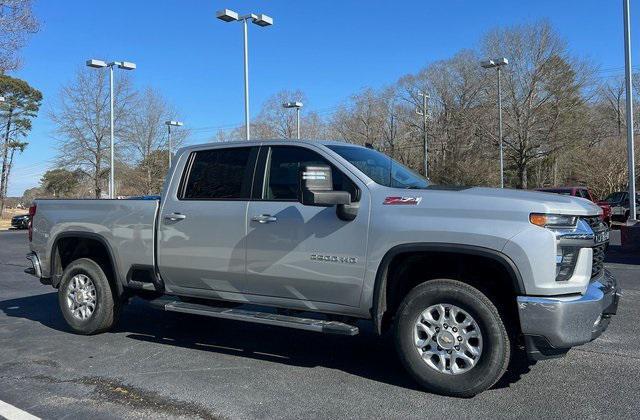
0,229 -> 639,419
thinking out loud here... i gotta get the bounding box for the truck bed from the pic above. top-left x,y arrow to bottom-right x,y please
31,199 -> 160,281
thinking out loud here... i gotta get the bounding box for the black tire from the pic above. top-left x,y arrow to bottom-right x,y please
58,258 -> 120,335
394,279 -> 510,397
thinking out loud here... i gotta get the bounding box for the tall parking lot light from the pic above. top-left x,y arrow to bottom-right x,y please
283,101 -> 303,139
481,57 -> 509,188
165,120 -> 184,169
86,59 -> 137,198
216,9 -> 273,141
623,0 -> 636,222
415,92 -> 429,178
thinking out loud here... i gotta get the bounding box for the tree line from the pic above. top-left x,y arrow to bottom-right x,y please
217,21 -> 640,199
24,20 -> 640,203
22,72 -> 188,201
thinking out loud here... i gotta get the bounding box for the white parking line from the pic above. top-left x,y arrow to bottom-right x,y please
0,400 -> 40,420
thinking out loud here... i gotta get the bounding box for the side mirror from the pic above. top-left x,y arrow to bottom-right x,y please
299,165 -> 351,207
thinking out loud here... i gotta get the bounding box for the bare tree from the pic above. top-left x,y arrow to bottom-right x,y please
331,88 -> 388,147
50,68 -> 136,198
597,77 -> 626,137
0,0 -> 39,72
121,87 -> 188,195
483,21 -> 593,188
252,89 -> 325,140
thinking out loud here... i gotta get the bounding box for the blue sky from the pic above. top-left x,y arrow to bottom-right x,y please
7,0 -> 640,196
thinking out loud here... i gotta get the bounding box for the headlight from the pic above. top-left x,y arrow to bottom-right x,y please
530,213 -> 578,229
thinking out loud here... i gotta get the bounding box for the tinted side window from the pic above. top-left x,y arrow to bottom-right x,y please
182,147 -> 253,199
264,146 -> 358,201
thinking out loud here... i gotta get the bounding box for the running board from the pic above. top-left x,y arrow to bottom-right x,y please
156,300 -> 359,336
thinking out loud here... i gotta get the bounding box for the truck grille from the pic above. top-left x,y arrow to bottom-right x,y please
582,215 -> 602,230
581,216 -> 608,279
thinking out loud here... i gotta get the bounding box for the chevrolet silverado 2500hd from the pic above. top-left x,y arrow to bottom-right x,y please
25,140 -> 620,397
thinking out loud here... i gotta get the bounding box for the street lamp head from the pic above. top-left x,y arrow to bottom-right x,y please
0,96 -> 4,103
118,61 -> 136,70
480,59 -> 496,69
86,59 -> 108,68
283,101 -> 303,109
216,9 -> 239,22
165,120 -> 184,127
481,58 -> 508,69
252,14 -> 273,26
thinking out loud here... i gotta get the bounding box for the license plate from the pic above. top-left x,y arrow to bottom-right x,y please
595,230 -> 610,244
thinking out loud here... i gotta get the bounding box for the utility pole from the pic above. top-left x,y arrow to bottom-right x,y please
623,0 -> 636,222
481,58 -> 509,188
416,92 -> 429,178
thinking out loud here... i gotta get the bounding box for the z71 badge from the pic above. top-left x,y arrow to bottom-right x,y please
310,254 -> 358,264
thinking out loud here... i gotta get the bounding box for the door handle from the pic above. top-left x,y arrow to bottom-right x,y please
164,212 -> 187,222
251,214 -> 277,224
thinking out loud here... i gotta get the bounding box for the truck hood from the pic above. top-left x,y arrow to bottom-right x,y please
457,187 -> 601,216
380,185 -> 602,217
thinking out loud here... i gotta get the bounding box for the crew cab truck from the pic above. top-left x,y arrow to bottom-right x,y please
26,140 -> 620,397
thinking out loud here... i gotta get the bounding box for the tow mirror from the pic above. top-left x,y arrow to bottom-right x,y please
299,165 -> 351,207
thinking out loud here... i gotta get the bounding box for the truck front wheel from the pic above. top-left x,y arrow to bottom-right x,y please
58,258 -> 120,335
394,279 -> 511,397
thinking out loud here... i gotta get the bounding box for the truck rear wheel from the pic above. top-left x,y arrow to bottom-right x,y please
58,258 -> 119,335
393,279 -> 510,397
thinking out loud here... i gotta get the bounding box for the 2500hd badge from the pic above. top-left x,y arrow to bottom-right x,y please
310,254 -> 358,264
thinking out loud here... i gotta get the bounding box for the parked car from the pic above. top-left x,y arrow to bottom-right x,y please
10,213 -> 30,229
25,140 -> 619,397
602,191 -> 640,223
536,187 -> 611,226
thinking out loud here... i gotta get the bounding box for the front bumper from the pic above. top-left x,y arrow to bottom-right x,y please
517,269 -> 620,360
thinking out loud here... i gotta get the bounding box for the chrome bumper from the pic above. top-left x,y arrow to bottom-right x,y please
517,269 -> 620,359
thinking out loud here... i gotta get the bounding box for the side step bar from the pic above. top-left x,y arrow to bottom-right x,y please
154,300 -> 359,336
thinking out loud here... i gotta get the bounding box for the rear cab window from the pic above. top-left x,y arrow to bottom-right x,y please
179,147 -> 257,200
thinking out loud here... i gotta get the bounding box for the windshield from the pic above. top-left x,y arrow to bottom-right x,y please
604,192 -> 626,203
327,145 -> 430,189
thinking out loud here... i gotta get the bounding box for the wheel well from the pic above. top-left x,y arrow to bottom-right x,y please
52,236 -> 121,296
375,250 -> 521,335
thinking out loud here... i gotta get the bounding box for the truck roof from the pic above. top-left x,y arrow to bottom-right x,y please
177,139 -> 364,154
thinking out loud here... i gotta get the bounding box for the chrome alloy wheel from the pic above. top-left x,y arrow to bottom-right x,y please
66,273 -> 97,320
414,304 -> 483,375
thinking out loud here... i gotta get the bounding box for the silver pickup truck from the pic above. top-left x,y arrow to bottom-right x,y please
26,140 -> 620,397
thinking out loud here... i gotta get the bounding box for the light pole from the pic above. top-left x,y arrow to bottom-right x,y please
283,101 -> 303,139
216,9 -> 273,141
86,59 -> 136,198
165,120 -> 183,169
415,92 -> 429,178
623,0 -> 636,222
481,57 -> 509,188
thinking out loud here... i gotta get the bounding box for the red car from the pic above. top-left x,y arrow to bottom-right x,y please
536,186 -> 611,226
